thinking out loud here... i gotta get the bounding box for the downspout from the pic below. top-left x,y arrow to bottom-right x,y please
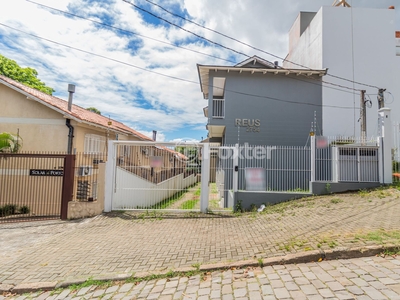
66,119 -> 74,154
66,84 -> 75,154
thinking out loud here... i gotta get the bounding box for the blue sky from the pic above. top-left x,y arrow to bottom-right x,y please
0,0 -> 399,141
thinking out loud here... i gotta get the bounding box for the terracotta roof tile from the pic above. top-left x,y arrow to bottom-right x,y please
0,75 -> 152,141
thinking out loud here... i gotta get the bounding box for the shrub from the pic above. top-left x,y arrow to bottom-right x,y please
19,205 -> 30,214
0,204 -> 17,217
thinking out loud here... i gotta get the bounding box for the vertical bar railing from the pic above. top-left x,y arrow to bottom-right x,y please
212,99 -> 225,118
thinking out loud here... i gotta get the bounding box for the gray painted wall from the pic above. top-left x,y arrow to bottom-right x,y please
234,182 -> 381,211
208,71 -> 323,146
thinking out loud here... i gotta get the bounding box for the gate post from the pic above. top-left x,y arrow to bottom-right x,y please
310,135 -> 316,183
378,108 -> 393,184
61,154 -> 75,220
104,141 -> 115,212
232,144 -> 239,193
200,143 -> 210,213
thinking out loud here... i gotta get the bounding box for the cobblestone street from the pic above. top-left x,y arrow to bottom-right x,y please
1,188 -> 400,299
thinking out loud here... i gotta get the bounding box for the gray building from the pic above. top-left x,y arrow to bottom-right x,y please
197,56 -> 327,146
197,56 -> 328,210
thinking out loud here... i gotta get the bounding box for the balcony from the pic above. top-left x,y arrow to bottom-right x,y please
212,98 -> 225,118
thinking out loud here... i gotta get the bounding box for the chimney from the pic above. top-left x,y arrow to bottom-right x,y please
67,84 -> 75,112
152,130 -> 157,141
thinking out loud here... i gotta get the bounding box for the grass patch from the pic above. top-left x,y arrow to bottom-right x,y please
278,238 -> 308,252
136,189 -> 189,210
210,183 -> 218,194
330,198 -> 343,204
358,189 -> 369,198
194,188 -> 201,196
135,210 -> 164,220
125,269 -> 203,284
69,278 -> 113,291
355,229 -> 400,244
179,199 -> 199,210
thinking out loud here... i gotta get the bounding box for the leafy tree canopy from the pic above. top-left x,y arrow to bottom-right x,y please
86,107 -> 101,115
0,132 -> 22,153
0,54 -> 55,95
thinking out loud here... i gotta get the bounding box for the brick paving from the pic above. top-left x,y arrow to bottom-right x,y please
3,256 -> 400,299
1,189 -> 400,298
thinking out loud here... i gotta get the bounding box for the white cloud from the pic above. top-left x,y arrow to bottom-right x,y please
0,0 -> 399,141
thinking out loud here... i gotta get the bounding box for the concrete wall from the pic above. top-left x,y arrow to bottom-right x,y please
112,167 -> 198,210
208,71 -> 323,146
285,11 -> 323,70
311,181 -> 381,195
68,163 -> 106,219
234,181 -> 382,211
0,84 -> 68,152
234,191 -> 310,211
286,6 -> 399,138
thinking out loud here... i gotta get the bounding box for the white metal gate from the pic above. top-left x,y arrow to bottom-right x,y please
105,141 -> 215,212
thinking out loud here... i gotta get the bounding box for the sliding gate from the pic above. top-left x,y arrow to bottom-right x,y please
105,141 -> 211,212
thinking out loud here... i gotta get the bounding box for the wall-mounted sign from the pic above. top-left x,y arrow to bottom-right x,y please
235,119 -> 261,133
30,169 -> 63,176
245,168 -> 266,191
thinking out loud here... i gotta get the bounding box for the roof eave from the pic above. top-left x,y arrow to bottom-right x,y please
0,78 -> 150,140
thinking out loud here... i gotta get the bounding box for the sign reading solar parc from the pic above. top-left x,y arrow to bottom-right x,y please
30,169 -> 64,176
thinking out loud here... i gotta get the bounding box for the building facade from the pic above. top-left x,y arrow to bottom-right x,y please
285,5 -> 400,138
198,56 -> 326,146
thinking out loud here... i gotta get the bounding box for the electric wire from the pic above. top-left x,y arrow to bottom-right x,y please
0,22 -> 358,111
26,0 -> 235,64
122,0 -> 364,92
135,0 -> 382,90
26,0 -> 362,94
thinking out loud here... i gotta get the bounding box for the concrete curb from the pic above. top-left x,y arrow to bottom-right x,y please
6,244 -> 398,295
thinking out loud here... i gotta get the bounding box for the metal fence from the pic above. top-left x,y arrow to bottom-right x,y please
109,142 -> 201,211
0,151 -> 106,223
314,136 -> 379,183
394,123 -> 400,182
237,144 -> 311,192
0,153 -> 74,222
73,152 -> 106,202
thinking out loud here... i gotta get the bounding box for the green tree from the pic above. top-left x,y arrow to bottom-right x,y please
0,132 -> 22,153
86,107 -> 101,115
0,54 -> 55,95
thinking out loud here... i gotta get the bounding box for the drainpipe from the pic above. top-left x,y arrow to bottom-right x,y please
66,84 -> 75,154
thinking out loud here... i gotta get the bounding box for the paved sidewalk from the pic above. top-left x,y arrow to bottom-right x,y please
1,188 -> 400,293
3,256 -> 400,299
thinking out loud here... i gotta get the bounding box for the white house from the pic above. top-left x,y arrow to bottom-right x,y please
284,4 -> 400,138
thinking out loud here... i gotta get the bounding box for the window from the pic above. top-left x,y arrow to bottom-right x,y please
212,98 -> 225,118
84,134 -> 106,154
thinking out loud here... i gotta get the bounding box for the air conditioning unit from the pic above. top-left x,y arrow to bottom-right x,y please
78,165 -> 93,176
141,147 -> 149,157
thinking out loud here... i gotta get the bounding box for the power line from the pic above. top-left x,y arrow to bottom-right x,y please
134,0 -> 381,90
123,0 -> 363,92
27,0 -> 361,95
0,22 -> 357,110
26,0 -> 235,64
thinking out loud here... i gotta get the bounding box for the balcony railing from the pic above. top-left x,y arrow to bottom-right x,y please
212,99 -> 225,118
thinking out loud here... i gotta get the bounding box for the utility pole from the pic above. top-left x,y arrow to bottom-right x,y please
378,88 -> 386,109
360,90 -> 366,144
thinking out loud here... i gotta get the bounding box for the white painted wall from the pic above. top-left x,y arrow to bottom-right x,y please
286,6 -> 400,138
285,11 -> 323,69
112,167 -> 198,210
